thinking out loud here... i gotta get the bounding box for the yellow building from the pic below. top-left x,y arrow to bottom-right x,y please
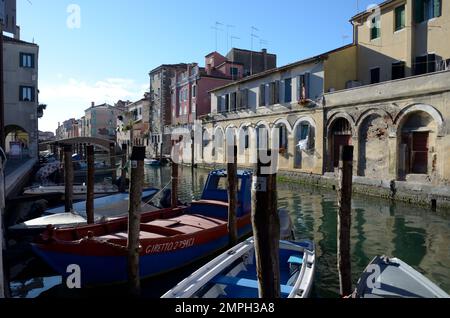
352,0 -> 449,85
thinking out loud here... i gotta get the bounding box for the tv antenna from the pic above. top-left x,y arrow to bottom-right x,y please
226,24 -> 235,52
211,21 -> 224,51
250,26 -> 259,75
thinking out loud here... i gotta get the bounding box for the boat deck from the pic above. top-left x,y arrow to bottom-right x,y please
97,214 -> 227,243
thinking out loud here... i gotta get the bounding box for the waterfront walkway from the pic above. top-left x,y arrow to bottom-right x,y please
4,157 -> 38,198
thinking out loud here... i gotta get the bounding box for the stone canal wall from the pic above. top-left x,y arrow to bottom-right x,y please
194,162 -> 450,211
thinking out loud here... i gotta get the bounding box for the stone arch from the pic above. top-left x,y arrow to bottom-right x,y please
395,105 -> 441,181
327,115 -> 354,171
5,125 -> 30,156
356,108 -> 394,127
213,126 -> 225,162
394,104 -> 444,136
273,118 -> 293,134
292,117 -> 317,169
357,113 -> 390,177
327,112 -> 356,136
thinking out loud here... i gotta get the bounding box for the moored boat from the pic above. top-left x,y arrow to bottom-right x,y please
161,237 -> 315,298
9,188 -> 159,235
144,158 -> 162,166
353,256 -> 449,298
31,169 -> 254,287
23,183 -> 119,201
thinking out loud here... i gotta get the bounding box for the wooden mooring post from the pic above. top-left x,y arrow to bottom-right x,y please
109,142 -> 117,182
120,143 -> 128,193
251,150 -> 281,298
227,145 -> 238,246
171,142 -> 179,208
86,145 -> 95,224
337,145 -> 354,297
127,146 -> 145,297
1,152 -> 6,298
64,145 -> 74,212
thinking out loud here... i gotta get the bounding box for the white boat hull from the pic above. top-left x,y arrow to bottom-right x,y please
162,237 -> 315,299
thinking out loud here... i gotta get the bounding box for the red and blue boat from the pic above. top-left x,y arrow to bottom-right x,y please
31,170 -> 253,287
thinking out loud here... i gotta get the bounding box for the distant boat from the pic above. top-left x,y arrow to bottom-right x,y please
23,184 -> 119,201
9,188 -> 159,235
354,256 -> 449,298
31,169 -> 254,287
161,237 -> 316,299
144,159 -> 162,166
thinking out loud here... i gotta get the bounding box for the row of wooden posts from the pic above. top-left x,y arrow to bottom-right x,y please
61,140 -> 354,298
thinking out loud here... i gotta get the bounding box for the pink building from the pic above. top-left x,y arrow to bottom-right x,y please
171,52 -> 244,128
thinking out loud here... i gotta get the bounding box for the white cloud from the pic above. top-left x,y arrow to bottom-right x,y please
40,77 -> 148,105
38,77 -> 148,132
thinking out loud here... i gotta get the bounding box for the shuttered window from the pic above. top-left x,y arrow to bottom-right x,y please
259,84 -> 266,107
284,78 -> 292,103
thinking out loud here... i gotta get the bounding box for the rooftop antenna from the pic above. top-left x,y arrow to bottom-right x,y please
211,21 -> 224,52
259,39 -> 269,50
226,24 -> 235,53
250,26 -> 259,76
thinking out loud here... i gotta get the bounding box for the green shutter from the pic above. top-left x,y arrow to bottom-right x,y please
415,0 -> 424,23
434,0 -> 441,18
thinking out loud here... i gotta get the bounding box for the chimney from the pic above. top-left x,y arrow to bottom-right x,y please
14,26 -> 21,40
91,102 -> 95,107
262,49 -> 268,71
206,64 -> 212,75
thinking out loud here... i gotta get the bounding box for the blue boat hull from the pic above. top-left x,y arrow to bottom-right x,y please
31,224 -> 252,286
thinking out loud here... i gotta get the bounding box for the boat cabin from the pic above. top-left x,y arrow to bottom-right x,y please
190,169 -> 252,219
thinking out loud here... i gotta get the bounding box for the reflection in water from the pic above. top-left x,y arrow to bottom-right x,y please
13,166 -> 450,298
143,167 -> 450,297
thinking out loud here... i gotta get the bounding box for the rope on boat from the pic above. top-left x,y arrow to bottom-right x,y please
141,180 -> 173,209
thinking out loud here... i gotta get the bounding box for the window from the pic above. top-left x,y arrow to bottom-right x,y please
20,86 -> 35,101
284,78 -> 292,103
415,0 -> 441,23
392,61 -> 406,80
192,85 -> 196,98
230,92 -> 237,111
297,73 -> 310,101
225,94 -> 230,112
20,53 -> 34,68
370,68 -> 380,84
270,81 -> 280,104
259,84 -> 266,106
239,89 -> 249,109
371,15 -> 381,40
395,5 -> 406,31
415,54 -> 436,75
230,67 -> 239,77
269,82 -> 276,105
278,125 -> 288,150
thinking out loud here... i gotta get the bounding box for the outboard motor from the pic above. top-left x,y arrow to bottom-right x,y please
160,189 -> 172,209
278,208 -> 295,241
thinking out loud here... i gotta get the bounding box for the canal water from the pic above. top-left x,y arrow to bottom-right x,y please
10,166 -> 450,298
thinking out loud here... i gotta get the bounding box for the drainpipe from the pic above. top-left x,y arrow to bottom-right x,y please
406,0 -> 415,77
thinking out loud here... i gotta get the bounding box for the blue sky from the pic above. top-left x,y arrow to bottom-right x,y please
15,0 -> 383,132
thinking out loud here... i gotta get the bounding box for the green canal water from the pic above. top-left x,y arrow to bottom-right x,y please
144,166 -> 450,297
10,166 -> 450,298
